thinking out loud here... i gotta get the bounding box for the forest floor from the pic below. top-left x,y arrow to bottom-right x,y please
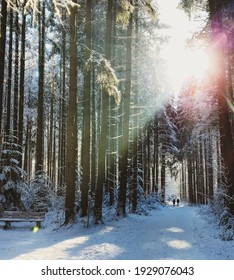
0,204 -> 234,260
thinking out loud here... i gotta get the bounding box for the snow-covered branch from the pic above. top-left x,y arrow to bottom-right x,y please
5,0 -> 80,23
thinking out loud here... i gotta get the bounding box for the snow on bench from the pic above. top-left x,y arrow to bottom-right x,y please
0,211 -> 46,229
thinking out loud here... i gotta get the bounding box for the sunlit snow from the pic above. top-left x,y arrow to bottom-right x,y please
1,205 -> 234,260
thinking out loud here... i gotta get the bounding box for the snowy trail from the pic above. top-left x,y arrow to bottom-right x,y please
0,205 -> 233,260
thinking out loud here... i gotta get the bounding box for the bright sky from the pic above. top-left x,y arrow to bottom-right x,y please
156,0 -> 210,93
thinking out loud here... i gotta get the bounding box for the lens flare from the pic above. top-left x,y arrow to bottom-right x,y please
32,226 -> 39,233
227,97 -> 234,113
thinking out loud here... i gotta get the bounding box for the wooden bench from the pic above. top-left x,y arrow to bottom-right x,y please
0,211 -> 46,229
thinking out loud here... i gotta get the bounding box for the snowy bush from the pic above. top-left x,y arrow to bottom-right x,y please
17,181 -> 34,211
219,210 -> 234,241
43,196 -> 66,228
30,171 -> 55,212
209,187 -> 227,217
136,191 -> 162,215
0,136 -> 31,211
128,182 -> 162,215
205,187 -> 234,241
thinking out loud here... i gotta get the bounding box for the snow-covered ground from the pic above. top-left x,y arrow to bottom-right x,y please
0,204 -> 234,260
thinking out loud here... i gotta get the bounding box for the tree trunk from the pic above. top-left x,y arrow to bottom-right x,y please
208,0 -> 234,214
80,0 -> 92,217
35,0 -> 45,173
0,0 -> 7,132
13,5 -> 19,139
108,97 -> 117,206
48,79 -> 54,179
108,3 -> 117,206
131,3 -> 139,212
6,9 -> 13,137
24,117 -> 29,175
207,130 -> 214,202
187,150 -> 194,204
117,7 -> 133,217
18,1 -> 26,167
153,116 -> 159,193
91,67 -> 97,194
65,0 -> 78,224
57,11 -> 67,196
161,151 -> 166,203
94,0 -> 113,223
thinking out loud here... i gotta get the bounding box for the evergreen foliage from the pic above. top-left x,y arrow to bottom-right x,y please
0,135 -> 29,211
116,0 -> 134,27
96,59 -> 121,105
30,171 -> 53,212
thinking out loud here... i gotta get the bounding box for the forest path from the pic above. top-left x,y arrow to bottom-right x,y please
0,205 -> 233,259
118,205 -> 208,260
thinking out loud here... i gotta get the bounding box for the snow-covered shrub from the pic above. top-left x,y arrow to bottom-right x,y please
42,196 -> 65,228
207,186 -> 234,241
30,171 -> 55,212
17,181 -> 34,211
0,136 -> 31,211
136,191 -> 162,215
209,187 -> 227,217
219,210 -> 234,241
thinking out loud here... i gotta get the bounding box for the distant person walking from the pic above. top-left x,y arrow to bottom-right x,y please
173,199 -> 175,206
177,198 -> 180,206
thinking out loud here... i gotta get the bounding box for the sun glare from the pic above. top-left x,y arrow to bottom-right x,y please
164,47 -> 210,92
185,49 -> 210,80
157,0 -> 211,95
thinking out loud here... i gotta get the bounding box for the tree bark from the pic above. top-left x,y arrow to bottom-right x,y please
6,9 -> 13,137
18,1 -> 26,167
91,67 -> 97,194
80,0 -> 92,217
35,0 -> 45,173
132,2 -> 139,212
94,0 -> 113,223
65,0 -> 78,224
57,11 -> 67,196
13,4 -> 19,139
161,151 -> 166,203
208,0 -> 234,214
117,9 -> 133,216
0,0 -> 7,132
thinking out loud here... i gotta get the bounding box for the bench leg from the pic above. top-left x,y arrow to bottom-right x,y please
36,221 -> 41,229
4,221 -> 11,229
